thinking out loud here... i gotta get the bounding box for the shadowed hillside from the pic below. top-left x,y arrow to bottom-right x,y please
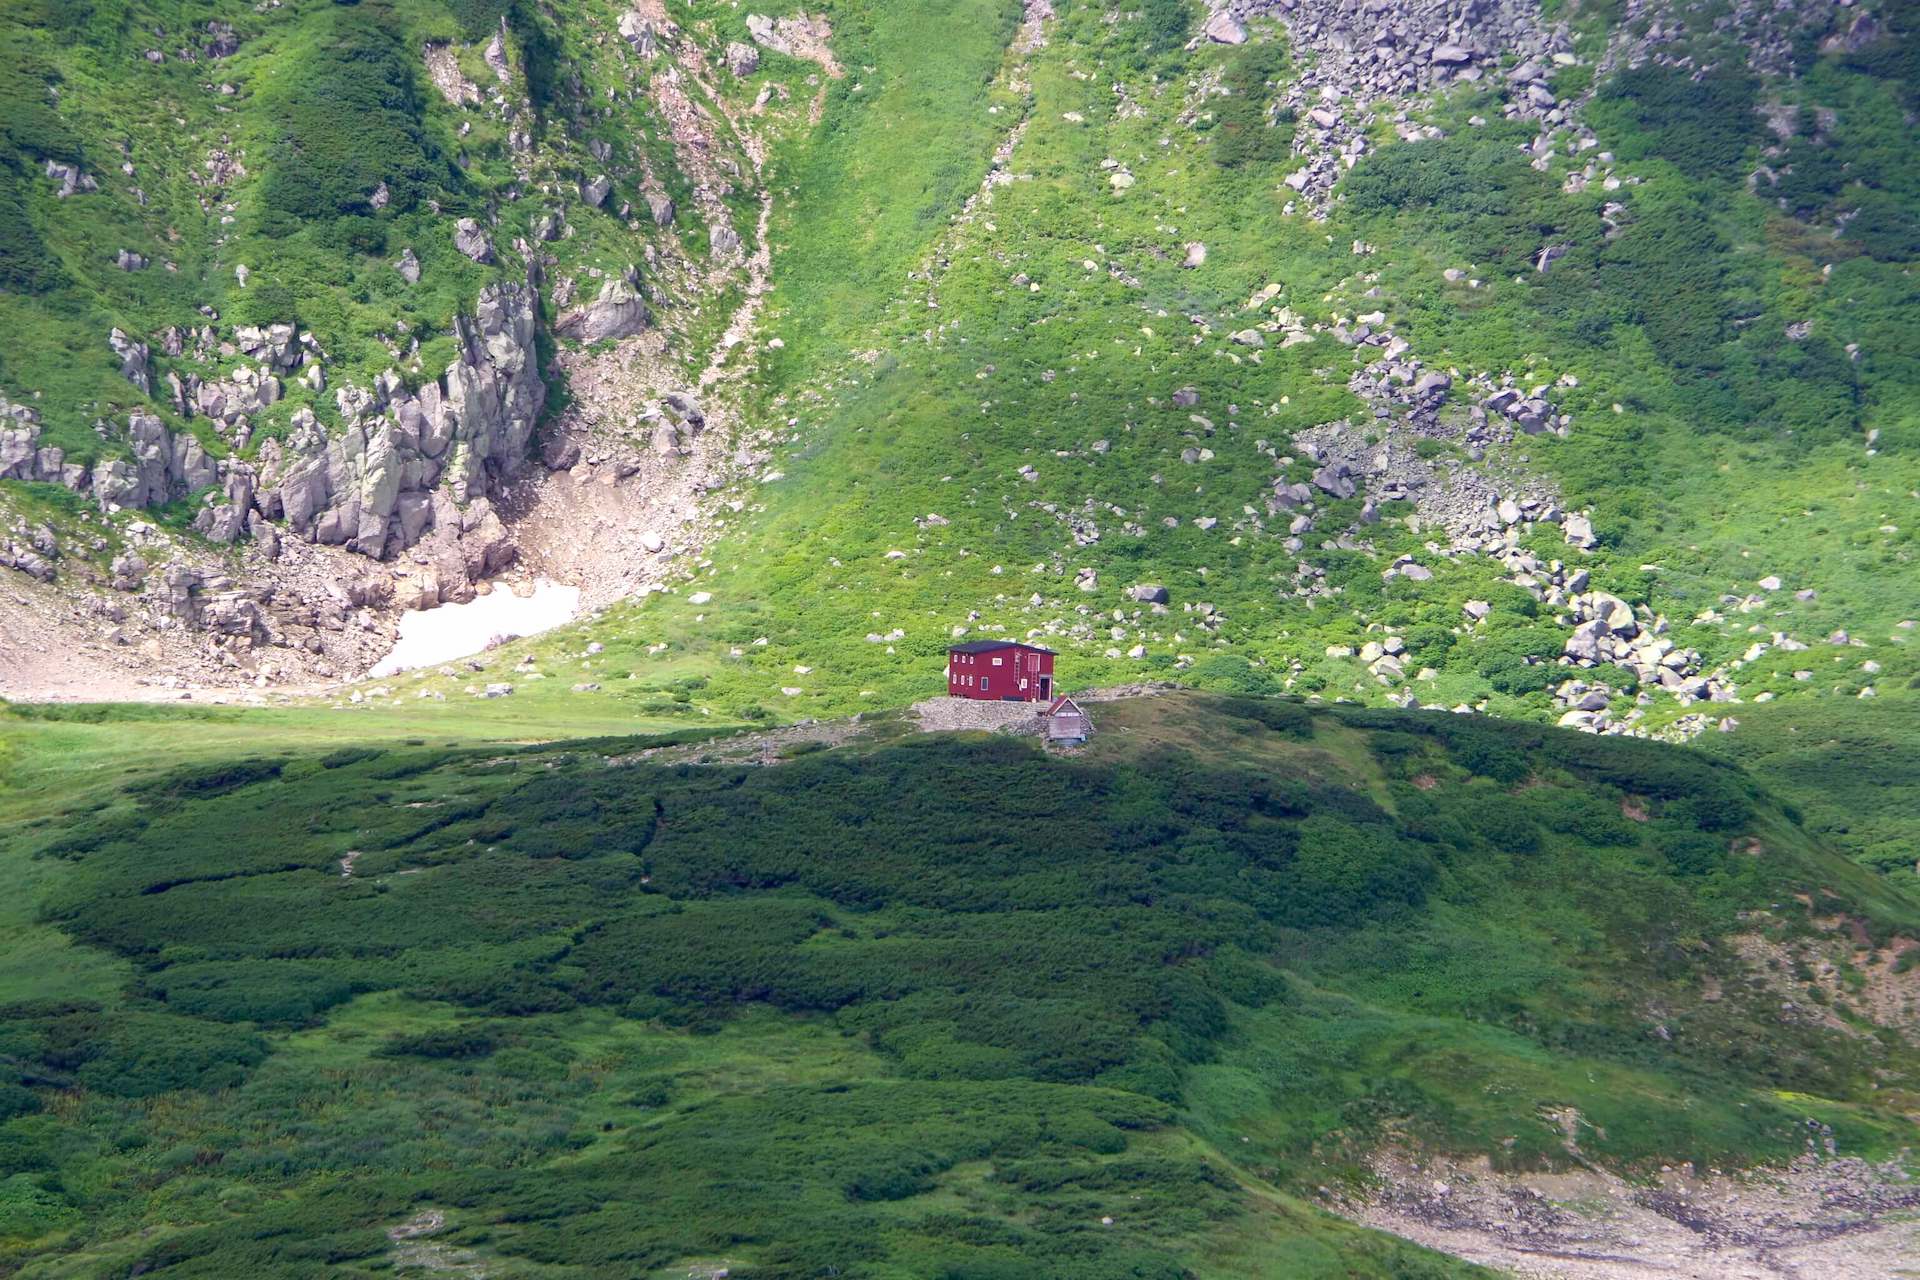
1,692 -> 1914,1274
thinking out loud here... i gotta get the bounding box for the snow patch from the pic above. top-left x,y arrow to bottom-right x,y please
369,580 -> 581,677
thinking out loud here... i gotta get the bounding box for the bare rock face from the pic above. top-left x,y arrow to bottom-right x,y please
192,464 -> 256,543
555,277 -> 649,343
88,412 -> 213,511
259,282 -> 545,562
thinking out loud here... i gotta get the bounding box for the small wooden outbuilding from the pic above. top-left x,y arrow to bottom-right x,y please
1044,695 -> 1092,745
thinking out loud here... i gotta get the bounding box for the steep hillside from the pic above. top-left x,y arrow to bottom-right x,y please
588,0 -> 1918,738
4,0 -> 1914,754
0,692 -> 1916,1275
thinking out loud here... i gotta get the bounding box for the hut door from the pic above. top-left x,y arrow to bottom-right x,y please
1038,676 -> 1051,700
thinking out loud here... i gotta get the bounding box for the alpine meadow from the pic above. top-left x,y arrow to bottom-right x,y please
1,0 -> 1917,1275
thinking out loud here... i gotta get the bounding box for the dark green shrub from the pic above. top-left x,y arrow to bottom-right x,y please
1212,42 -> 1292,168
1217,694 -> 1312,736
1466,796 -> 1541,854
846,1157 -> 937,1202
0,1083 -> 41,1122
258,11 -> 453,221
1281,815 -> 1434,927
375,1026 -> 499,1059
1189,654 -> 1280,696
149,963 -> 354,1027
1589,65 -> 1760,181
1659,830 -> 1726,876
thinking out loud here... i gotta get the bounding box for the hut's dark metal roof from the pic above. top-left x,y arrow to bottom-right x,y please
947,640 -> 1056,655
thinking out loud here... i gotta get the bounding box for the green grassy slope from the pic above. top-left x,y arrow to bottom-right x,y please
0,692 -> 1914,1275
506,0 -> 1920,795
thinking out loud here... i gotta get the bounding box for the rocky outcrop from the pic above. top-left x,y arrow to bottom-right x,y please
2,406 -> 216,516
44,159 -> 97,198
256,282 -> 544,562
5,284 -> 544,597
646,390 -> 706,457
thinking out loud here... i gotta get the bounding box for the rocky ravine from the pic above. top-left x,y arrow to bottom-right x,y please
0,282 -> 546,698
0,10 -> 834,702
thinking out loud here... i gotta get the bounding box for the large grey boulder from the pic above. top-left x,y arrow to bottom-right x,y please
555,277 -> 649,343
745,14 -> 789,53
1311,462 -> 1356,499
1203,13 -> 1247,44
109,329 -> 152,396
616,11 -> 657,56
233,323 -> 300,370
454,218 -> 495,264
45,160 -> 96,197
1565,620 -> 1609,662
725,41 -> 760,76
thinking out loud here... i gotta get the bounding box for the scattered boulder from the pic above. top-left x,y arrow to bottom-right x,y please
44,159 -> 97,197
108,329 -> 153,396
453,218 -> 494,264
